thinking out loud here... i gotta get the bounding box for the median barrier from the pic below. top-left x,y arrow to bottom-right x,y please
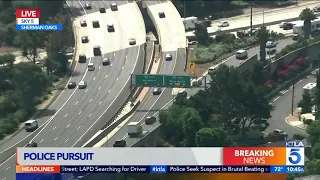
0,19 -> 79,164
83,100 -> 141,147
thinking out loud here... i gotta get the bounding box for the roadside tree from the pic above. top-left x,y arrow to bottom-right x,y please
256,26 -> 269,61
298,90 -> 313,114
195,127 -> 233,147
194,23 -> 210,45
299,8 -> 316,39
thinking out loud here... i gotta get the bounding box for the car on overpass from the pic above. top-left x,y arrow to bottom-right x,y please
111,3 -> 118,11
80,20 -> 87,27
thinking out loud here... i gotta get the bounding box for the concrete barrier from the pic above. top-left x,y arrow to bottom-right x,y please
0,19 -> 79,164
82,100 -> 141,147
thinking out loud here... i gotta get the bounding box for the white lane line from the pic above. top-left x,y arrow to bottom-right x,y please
108,89 -> 111,93
89,113 -> 92,117
54,137 -> 58,141
78,111 -> 82,115
65,139 -> 69,143
64,114 -> 68,117
116,78 -> 118,81
85,89 -> 88,92
125,55 -> 127,59
53,126 -> 56,130
72,46 -> 141,147
113,53 -> 115,56
77,126 -> 81,130
93,77 -> 96,80
5,166 -> 10,171
67,124 -> 70,128
105,75 -> 108,78
89,98 -> 92,102
111,63 -> 113,66
99,66 -> 101,69
99,101 -> 102,105
3,177 -> 7,180
122,66 -> 124,70
75,101 -> 78,105
40,139 -> 44,143
98,86 -> 101,90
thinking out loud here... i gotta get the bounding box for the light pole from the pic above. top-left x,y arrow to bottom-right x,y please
250,2 -> 265,36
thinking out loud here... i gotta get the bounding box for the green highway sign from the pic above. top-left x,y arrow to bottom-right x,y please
133,74 -> 191,88
134,74 -> 163,87
164,75 -> 191,88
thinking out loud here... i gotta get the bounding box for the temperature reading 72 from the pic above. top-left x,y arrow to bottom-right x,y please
275,167 -> 283,171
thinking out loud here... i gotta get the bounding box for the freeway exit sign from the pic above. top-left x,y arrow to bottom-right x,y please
133,74 -> 191,88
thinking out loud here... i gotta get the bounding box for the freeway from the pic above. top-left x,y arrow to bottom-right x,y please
102,0 -> 186,147
0,1 -> 146,179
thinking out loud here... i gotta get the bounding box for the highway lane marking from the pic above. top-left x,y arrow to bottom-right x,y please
75,101 -> 78,105
64,114 -> 68,117
72,45 -> 141,146
54,137 -> 58,141
126,55 -> 127,59
122,66 -> 124,70
89,113 -> 92,117
99,66 -> 101,69
77,0 -> 87,15
89,98 -> 92,102
85,89 -> 88,92
65,139 -> 69,143
99,101 -> 102,106
2,177 -> 7,180
98,86 -> 101,90
93,77 -> 96,80
53,127 -> 56,130
0,2 -> 88,168
114,53 -> 115,56
105,75 -> 108,78
111,63 -> 113,66
108,89 -> 111,93
5,166 -> 10,171
40,139 -> 44,143
78,111 -> 82,115
67,124 -> 70,128
121,51 -> 177,140
77,126 -> 81,130
116,77 -> 118,81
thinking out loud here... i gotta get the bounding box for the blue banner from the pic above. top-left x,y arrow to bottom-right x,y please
270,166 -> 304,173
16,24 -> 62,31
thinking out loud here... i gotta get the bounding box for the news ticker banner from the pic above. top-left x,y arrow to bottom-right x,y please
16,8 -> 62,31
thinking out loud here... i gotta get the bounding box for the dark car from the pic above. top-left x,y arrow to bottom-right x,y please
85,3 -> 92,9
68,82 -> 76,89
158,12 -> 165,18
81,36 -> 89,43
102,58 -> 110,66
92,20 -> 100,28
113,140 -> 126,147
111,3 -> 118,11
99,7 -> 106,13
79,54 -> 87,63
26,141 -> 37,147
80,20 -> 87,27
93,45 -> 101,56
107,24 -> 115,32
283,23 -> 293,30
153,87 -> 162,95
145,116 -> 156,125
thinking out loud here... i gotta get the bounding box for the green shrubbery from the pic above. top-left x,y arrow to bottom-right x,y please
275,35 -> 320,59
192,32 -> 285,64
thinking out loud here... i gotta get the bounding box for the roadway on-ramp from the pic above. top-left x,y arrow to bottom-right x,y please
0,1 -> 146,179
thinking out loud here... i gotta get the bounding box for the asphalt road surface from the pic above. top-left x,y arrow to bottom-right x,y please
224,38 -> 295,68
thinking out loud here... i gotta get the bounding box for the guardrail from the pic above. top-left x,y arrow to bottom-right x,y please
0,18 -> 79,164
82,100 -> 141,147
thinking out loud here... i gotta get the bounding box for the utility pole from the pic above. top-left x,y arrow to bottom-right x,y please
291,80 -> 295,115
250,1 -> 253,36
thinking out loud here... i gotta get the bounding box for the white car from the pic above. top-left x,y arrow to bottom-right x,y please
218,21 -> 229,27
266,41 -> 277,48
78,81 -> 87,89
129,38 -> 136,45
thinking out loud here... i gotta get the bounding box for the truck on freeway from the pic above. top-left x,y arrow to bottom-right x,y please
127,122 -> 142,138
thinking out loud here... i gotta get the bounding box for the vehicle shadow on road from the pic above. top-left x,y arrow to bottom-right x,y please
36,109 -> 57,119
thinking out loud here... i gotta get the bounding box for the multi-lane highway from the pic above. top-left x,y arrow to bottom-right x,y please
0,1 -> 146,179
102,0 -> 187,147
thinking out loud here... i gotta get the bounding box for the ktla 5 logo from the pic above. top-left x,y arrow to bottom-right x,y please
286,148 -> 304,165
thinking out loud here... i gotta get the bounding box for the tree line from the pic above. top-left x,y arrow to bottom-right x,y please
0,0 -> 73,139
